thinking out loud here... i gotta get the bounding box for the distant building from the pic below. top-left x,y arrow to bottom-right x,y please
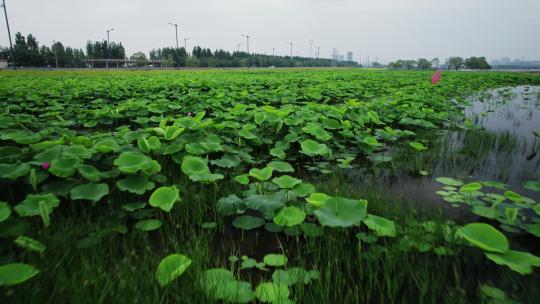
0,59 -> 7,69
491,59 -> 500,66
500,57 -> 511,64
346,51 -> 353,62
338,55 -> 345,62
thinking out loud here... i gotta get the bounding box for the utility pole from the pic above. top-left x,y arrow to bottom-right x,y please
1,0 -> 15,68
53,41 -> 58,68
241,34 -> 250,53
237,43 -> 242,52
316,46 -> 320,67
184,37 -> 190,54
286,41 -> 293,60
309,39 -> 313,58
106,27 -> 114,69
272,47 -> 275,57
168,23 -> 180,68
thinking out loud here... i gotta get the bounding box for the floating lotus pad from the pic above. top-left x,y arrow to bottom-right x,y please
117,174 -> 155,195
314,197 -> 368,227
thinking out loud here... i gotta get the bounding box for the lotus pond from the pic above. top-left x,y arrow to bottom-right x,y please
1,69 -> 540,303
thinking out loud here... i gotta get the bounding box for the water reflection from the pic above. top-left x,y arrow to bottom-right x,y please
352,86 -> 540,209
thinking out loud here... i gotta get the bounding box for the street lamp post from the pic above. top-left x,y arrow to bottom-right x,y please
237,43 -> 242,53
241,34 -> 250,53
106,27 -> 114,69
286,41 -> 293,61
169,23 -> 180,68
184,37 -> 190,54
1,0 -> 16,68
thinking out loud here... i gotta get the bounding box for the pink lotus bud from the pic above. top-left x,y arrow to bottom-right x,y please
42,161 -> 50,170
431,70 -> 442,84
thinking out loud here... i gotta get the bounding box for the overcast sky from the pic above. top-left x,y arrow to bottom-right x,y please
2,0 -> 539,62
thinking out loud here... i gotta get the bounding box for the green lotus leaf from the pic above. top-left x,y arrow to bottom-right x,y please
0,263 -> 40,286
117,174 -> 155,195
302,122 -> 332,141
435,177 -> 463,187
164,126 -> 185,140
210,154 -> 241,168
62,145 -> 94,159
121,202 -> 147,212
255,282 -> 290,303
217,195 -> 244,216
267,161 -> 294,173
70,183 -> 109,202
181,155 -> 210,175
480,181 -> 509,190
200,268 -> 254,302
49,157 -> 81,178
504,191 -> 523,203
526,223 -> 540,237
263,253 -> 288,267
239,128 -> 258,140
114,152 -> 153,174
458,223 -> 509,253
232,215 -> 265,230
149,186 -> 180,212
459,182 -> 482,193
0,163 -> 30,179
135,219 -> 162,231
189,173 -> 224,183
0,129 -> 41,144
93,138 -> 121,153
485,250 -> 540,275
524,181 -> 540,192
409,141 -> 427,151
33,146 -> 63,163
14,236 -> 46,253
272,175 -> 302,189
78,164 -> 102,182
362,214 -> 396,237
155,253 -> 192,286
272,267 -> 317,286
300,139 -> 329,157
292,183 -> 316,196
249,167 -> 274,181
314,197 -> 368,227
270,147 -> 286,159
15,193 -> 59,217
234,174 -> 250,185
301,222 -> 324,237
273,206 -> 306,227
0,202 -> 11,222
363,136 -> 381,147
306,193 -> 331,208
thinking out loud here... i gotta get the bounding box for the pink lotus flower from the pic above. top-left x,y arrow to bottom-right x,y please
431,70 -> 442,84
42,161 -> 50,170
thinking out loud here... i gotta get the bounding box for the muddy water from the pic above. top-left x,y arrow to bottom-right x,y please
353,86 -> 540,210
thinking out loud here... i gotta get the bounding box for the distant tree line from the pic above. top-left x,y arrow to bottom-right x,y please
0,32 -> 126,68
388,57 -> 490,70
1,32 -> 359,68
148,46 -> 358,68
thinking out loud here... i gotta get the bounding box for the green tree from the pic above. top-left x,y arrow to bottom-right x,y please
448,57 -> 464,70
417,58 -> 431,70
130,52 -> 148,67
